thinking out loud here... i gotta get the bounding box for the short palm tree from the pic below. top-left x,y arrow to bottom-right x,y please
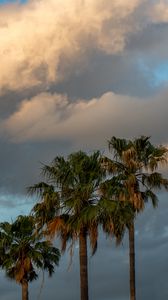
0,215 -> 60,300
102,136 -> 168,300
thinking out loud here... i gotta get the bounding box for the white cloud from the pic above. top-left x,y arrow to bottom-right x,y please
1,0 -> 168,93
150,0 -> 168,23
2,89 -> 168,147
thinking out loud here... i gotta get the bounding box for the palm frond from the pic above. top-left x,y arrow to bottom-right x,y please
0,215 -> 60,285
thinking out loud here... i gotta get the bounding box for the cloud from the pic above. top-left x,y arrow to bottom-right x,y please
2,89 -> 168,147
150,1 -> 168,23
1,2 -> 168,299
1,92 -> 98,142
1,0 -> 168,93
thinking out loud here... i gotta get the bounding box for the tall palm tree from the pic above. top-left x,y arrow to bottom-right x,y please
0,215 -> 60,300
29,151 -> 136,300
102,136 -> 168,300
29,151 -> 105,300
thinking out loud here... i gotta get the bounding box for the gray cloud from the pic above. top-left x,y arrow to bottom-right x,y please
0,0 -> 168,299
0,139 -> 73,194
52,52 -> 158,99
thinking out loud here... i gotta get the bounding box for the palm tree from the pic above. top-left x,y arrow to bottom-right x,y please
29,151 -> 105,300
102,136 -> 168,300
0,215 -> 60,300
29,151 -> 136,300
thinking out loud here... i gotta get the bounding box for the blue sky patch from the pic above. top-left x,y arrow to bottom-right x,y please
137,58 -> 168,87
0,0 -> 27,4
153,62 -> 168,86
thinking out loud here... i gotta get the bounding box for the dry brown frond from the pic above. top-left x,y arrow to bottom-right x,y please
122,147 -> 136,163
131,192 -> 144,211
103,218 -> 114,236
23,257 -> 31,272
15,263 -> 24,283
47,217 -> 66,239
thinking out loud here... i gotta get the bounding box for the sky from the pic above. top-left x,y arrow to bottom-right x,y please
0,0 -> 168,299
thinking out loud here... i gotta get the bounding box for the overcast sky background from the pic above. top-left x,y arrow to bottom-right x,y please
0,0 -> 168,299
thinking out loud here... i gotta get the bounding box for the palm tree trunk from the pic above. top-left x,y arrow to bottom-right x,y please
129,221 -> 136,300
79,228 -> 89,300
22,279 -> 29,300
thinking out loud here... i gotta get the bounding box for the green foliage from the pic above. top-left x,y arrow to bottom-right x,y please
30,151 -> 106,253
30,150 -> 135,256
105,136 -> 168,212
0,215 -> 60,285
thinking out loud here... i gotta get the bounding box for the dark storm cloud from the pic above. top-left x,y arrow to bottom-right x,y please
0,82 -> 51,119
0,139 -> 73,194
52,52 -> 157,99
127,22 -> 168,54
126,21 -> 168,79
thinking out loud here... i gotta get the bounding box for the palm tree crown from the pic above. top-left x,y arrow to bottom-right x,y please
103,136 -> 168,211
101,136 -> 168,300
0,215 -> 60,300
